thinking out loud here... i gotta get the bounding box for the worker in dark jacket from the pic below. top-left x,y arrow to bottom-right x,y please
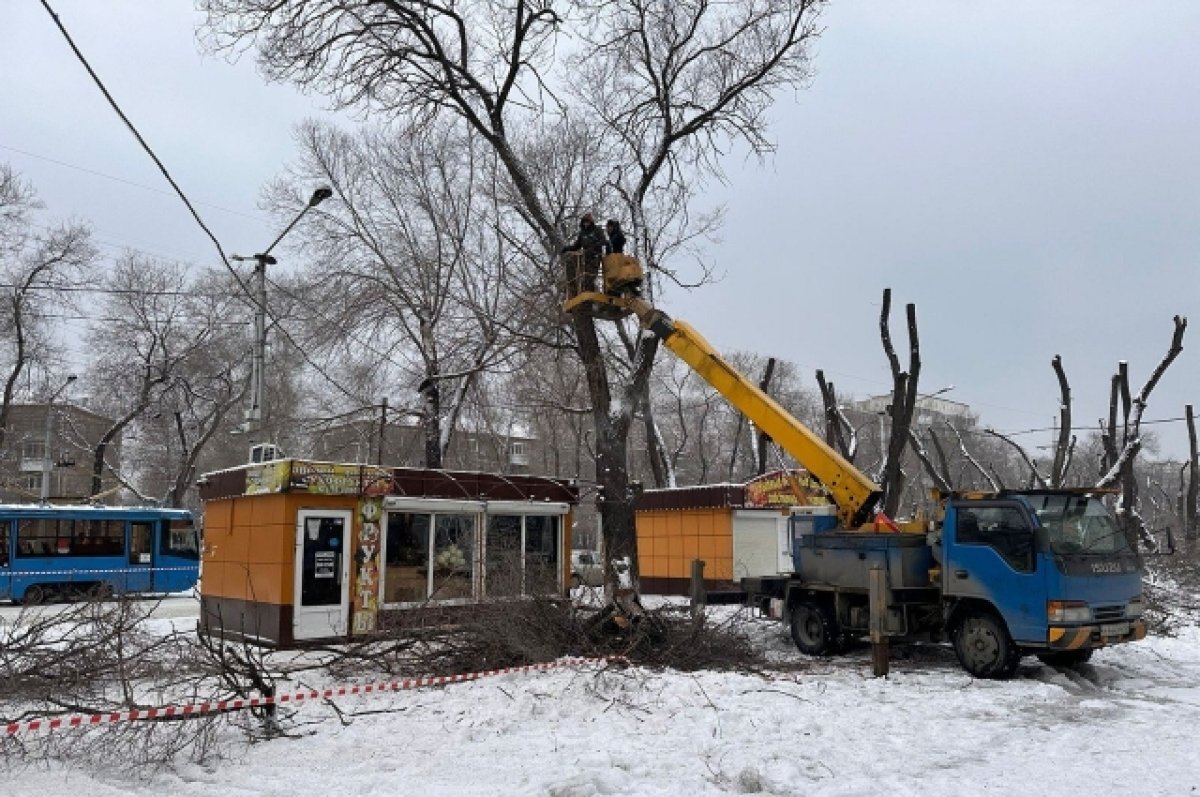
562,213 -> 607,292
604,219 -> 626,254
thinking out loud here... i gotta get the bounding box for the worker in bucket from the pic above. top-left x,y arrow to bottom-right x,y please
562,212 -> 607,292
604,219 -> 626,254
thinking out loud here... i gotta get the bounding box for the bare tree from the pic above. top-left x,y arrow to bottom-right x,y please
878,288 -> 921,517
201,0 -> 828,582
84,256 -> 247,500
1186,404 -> 1198,543
1096,316 -> 1187,550
0,164 -> 96,452
815,369 -> 856,462
270,120 -> 535,468
1048,355 -> 1076,487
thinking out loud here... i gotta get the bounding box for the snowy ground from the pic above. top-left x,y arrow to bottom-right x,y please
5,603 -> 1199,797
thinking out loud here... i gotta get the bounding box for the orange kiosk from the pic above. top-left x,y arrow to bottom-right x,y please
198,459 -> 577,646
635,469 -> 830,595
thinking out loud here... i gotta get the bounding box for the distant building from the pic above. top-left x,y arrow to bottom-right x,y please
852,394 -> 978,429
310,415 -> 539,475
0,403 -> 120,502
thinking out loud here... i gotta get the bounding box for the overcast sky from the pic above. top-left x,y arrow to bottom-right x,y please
3,2 -> 1198,460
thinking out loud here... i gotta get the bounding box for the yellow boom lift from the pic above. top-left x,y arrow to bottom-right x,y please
563,253 -> 882,529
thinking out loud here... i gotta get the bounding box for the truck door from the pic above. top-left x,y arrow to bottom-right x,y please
126,520 -> 155,593
943,502 -> 1046,644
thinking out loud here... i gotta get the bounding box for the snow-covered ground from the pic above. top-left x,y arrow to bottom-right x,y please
6,608 -> 1199,797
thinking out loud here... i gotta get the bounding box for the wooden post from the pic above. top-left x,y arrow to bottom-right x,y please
690,559 -> 706,618
869,564 -> 889,677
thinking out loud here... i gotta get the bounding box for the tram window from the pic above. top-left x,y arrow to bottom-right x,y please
17,518 -> 72,556
160,520 -> 200,558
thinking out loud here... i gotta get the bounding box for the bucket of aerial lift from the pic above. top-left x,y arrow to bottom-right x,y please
602,253 -> 643,294
562,251 -> 644,320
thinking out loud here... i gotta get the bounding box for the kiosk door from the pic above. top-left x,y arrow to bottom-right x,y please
294,510 -> 352,640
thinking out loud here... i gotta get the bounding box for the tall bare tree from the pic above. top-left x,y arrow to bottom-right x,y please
878,288 -> 921,517
0,165 -> 95,452
270,120 -> 536,468
202,0 -> 828,579
1186,404 -> 1198,543
1096,316 -> 1187,550
84,256 -> 248,500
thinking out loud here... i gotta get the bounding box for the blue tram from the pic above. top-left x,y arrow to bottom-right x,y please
0,504 -> 199,603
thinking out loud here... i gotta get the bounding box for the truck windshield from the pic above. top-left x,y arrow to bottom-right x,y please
1017,494 -> 1130,555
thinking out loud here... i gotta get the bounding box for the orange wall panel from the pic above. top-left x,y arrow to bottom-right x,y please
248,523 -> 292,565
200,560 -> 224,597
212,518 -> 250,565
246,561 -> 290,605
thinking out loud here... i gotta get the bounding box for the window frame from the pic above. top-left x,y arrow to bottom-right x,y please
379,500 -> 567,608
952,501 -> 1037,573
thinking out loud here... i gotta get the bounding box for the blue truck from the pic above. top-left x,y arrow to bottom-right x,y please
747,490 -> 1145,678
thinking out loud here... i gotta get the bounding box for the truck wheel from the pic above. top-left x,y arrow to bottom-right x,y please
790,601 -> 840,656
1037,649 -> 1094,668
953,611 -> 1021,679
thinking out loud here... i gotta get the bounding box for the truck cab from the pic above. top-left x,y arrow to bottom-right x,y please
939,491 -> 1145,677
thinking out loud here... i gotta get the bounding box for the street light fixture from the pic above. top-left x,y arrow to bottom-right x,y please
232,187 -> 333,441
41,374 -> 77,502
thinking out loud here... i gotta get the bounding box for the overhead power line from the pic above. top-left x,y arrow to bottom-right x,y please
36,0 -> 394,406
0,143 -> 270,223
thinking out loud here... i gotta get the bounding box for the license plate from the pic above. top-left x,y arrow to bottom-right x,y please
1101,622 -> 1130,637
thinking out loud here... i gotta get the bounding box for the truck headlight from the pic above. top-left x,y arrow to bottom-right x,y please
1126,596 -> 1145,619
1047,600 -> 1093,623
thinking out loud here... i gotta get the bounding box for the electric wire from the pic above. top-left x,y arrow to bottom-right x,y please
36,0 -> 394,407
0,142 -> 270,223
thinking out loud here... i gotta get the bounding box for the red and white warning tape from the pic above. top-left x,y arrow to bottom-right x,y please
4,655 -> 626,737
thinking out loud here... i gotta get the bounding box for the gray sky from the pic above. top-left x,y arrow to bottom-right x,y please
3,2 -> 1198,460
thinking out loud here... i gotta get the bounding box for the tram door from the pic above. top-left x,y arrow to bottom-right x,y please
126,520 -> 155,592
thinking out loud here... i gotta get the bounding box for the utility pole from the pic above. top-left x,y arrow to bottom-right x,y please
376,397 -> 388,466
237,252 -> 275,439
232,187 -> 332,446
40,374 -> 77,502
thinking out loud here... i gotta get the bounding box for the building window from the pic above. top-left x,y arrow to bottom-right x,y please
21,440 -> 45,460
509,441 -> 529,466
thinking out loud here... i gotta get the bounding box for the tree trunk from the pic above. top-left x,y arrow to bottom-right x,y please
753,358 -> 777,476
878,290 -> 921,518
1050,354 -> 1072,487
1187,404 -> 1198,541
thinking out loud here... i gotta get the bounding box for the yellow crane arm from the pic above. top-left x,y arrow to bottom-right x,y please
630,301 -> 881,528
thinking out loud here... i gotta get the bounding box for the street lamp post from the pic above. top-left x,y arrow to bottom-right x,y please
40,374 -> 77,502
232,187 -> 333,441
